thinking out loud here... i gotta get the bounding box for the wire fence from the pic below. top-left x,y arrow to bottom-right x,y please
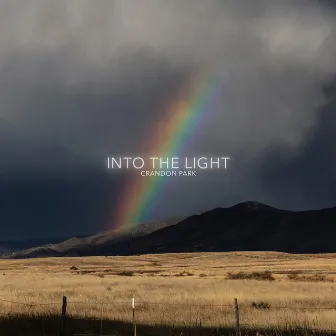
1,296 -> 336,335
2,296 -> 336,309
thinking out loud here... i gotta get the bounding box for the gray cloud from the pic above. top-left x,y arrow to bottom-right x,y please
0,0 -> 335,237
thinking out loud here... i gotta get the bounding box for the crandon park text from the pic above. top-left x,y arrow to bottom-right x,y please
141,170 -> 197,177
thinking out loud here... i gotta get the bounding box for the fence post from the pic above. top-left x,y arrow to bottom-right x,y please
61,295 -> 67,335
234,298 -> 241,336
132,297 -> 136,336
100,306 -> 103,336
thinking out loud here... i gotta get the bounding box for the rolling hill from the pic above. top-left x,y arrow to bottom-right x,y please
6,201 -> 336,258
6,216 -> 185,258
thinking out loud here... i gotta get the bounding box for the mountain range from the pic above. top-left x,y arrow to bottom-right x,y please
5,201 -> 336,258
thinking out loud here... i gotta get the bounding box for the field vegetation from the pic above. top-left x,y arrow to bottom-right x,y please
1,252 -> 336,335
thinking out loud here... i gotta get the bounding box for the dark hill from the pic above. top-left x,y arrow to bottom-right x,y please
6,216 -> 185,258
6,202 -> 336,258
74,202 -> 336,256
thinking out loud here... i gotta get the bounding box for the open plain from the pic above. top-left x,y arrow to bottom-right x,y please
1,252 -> 336,334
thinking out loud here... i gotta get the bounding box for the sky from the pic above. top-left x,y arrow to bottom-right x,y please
0,0 -> 335,239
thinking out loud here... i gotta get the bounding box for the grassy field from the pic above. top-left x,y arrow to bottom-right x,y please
1,252 -> 336,335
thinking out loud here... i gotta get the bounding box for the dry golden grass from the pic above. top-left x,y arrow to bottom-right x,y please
1,252 -> 336,332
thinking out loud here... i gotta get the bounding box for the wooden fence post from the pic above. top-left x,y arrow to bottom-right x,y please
132,297 -> 136,336
100,307 -> 103,336
234,298 -> 241,336
61,295 -> 67,335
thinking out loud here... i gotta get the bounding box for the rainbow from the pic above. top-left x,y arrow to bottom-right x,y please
112,71 -> 222,232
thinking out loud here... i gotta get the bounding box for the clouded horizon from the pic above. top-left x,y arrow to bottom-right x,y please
0,0 -> 335,239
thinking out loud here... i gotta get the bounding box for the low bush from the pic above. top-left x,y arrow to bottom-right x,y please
226,271 -> 275,281
287,273 -> 333,282
115,271 -> 135,276
251,301 -> 270,310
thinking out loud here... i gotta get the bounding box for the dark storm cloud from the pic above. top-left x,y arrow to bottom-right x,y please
0,0 -> 335,238
0,46 -> 191,160
259,79 -> 336,210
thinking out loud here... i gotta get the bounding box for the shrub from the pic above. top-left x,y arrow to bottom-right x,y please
226,271 -> 275,281
70,266 -> 78,271
115,271 -> 135,276
287,273 -> 299,280
287,273 -> 333,282
251,301 -> 270,310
